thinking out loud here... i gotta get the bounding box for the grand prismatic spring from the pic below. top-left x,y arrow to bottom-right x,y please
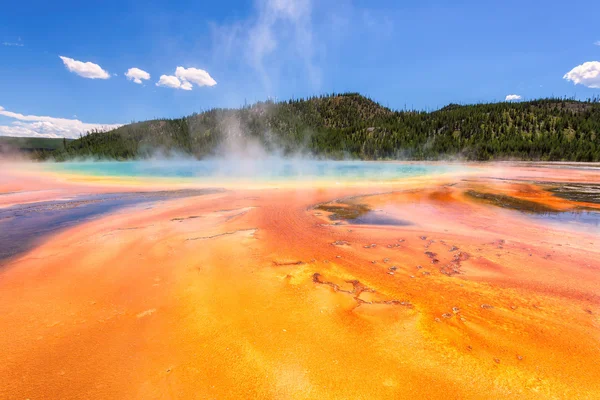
0,160 -> 599,399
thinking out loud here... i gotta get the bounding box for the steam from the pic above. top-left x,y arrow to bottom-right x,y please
210,0 -> 321,93
194,105 -> 325,180
36,99 -> 458,182
0,0 -> 469,169
47,156 -> 454,183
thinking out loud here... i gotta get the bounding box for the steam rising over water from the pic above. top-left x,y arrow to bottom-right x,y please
48,160 -> 457,181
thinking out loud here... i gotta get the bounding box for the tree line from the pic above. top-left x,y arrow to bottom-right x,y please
44,93 -> 600,162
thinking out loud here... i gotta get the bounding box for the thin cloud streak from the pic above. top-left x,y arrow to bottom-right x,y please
2,42 -> 24,47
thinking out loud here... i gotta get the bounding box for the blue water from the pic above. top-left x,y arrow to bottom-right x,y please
48,160 -> 457,181
526,211 -> 600,230
0,189 -> 220,262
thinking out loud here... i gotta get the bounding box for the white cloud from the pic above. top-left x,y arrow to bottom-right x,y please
595,41 -> 600,46
156,68 -> 216,90
505,94 -> 522,101
125,67 -> 151,84
59,56 -> 110,79
0,106 -> 122,138
175,67 -> 217,87
563,61 -> 600,89
156,75 -> 180,89
156,74 -> 190,90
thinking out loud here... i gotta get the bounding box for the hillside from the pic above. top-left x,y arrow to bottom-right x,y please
43,93 -> 600,161
0,136 -> 71,158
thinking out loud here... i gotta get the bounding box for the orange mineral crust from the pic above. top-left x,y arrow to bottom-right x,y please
0,164 -> 599,399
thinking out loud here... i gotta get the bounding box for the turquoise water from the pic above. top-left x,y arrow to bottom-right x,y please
48,160 -> 457,181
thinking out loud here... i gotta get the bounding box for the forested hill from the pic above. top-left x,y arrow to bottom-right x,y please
0,136 -> 71,157
45,93 -> 600,162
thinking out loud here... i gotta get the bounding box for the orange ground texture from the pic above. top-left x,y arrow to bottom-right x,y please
0,163 -> 599,399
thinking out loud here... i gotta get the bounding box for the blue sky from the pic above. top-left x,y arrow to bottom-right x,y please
1,0 -> 599,138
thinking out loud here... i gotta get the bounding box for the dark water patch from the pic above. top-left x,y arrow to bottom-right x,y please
464,190 -> 557,213
547,184 -> 600,205
316,203 -> 371,221
351,213 -> 412,226
315,203 -> 411,226
464,190 -> 600,228
527,210 -> 600,228
0,189 -> 222,263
